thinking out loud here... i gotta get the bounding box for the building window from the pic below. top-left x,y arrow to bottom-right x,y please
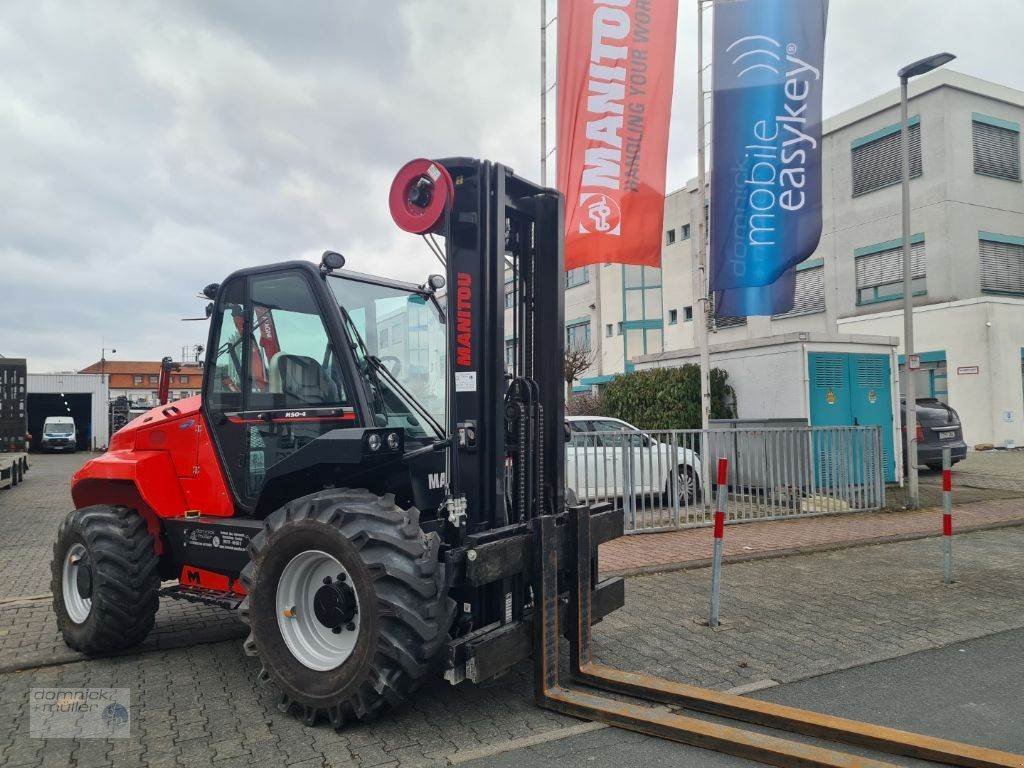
617,321 -> 624,336
855,237 -> 926,305
566,267 -> 589,288
148,375 -> 159,385
133,375 -> 143,385
179,375 -> 189,384
684,306 -> 693,322
851,118 -> 921,197
665,228 -> 676,245
504,281 -> 515,309
668,309 -> 678,325
605,323 -> 613,338
973,114 -> 1021,181
773,262 -> 826,319
566,320 -> 591,352
898,355 -> 949,404
680,224 -> 690,240
504,338 -> 516,371
980,234 -> 1024,295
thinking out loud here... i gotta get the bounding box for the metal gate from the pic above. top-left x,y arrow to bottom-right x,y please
565,425 -> 886,533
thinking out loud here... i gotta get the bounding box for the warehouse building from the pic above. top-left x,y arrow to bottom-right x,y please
563,70 -> 1024,448
26,372 -> 109,451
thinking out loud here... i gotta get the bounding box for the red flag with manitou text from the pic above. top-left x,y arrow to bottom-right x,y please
557,0 -> 678,270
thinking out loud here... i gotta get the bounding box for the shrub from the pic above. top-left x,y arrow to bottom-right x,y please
600,365 -> 736,430
566,391 -> 603,417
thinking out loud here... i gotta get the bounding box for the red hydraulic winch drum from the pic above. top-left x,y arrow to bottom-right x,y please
389,158 -> 454,235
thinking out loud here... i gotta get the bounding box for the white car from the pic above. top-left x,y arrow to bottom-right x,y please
565,416 -> 702,504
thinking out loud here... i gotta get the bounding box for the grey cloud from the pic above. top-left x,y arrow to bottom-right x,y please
2,1 -> 1022,371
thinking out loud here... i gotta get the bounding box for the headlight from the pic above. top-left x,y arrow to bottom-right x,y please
386,432 -> 400,450
367,433 -> 382,452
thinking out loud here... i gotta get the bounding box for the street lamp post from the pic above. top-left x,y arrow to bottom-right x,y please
100,347 -> 116,384
898,52 -> 955,509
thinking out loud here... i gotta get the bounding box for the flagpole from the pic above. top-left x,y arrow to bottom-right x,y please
695,0 -> 713,500
541,0 -> 549,187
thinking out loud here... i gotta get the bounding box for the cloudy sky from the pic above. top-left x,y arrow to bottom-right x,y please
4,0 -> 1023,372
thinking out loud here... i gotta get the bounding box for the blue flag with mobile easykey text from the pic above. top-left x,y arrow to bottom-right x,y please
710,0 -> 828,316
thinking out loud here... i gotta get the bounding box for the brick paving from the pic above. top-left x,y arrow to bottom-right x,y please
599,496 -> 1024,576
1,453 -> 1022,767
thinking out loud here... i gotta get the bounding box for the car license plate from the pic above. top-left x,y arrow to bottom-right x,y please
938,430 -> 955,439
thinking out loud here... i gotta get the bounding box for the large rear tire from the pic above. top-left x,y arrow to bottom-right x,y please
51,505 -> 161,653
239,489 -> 455,728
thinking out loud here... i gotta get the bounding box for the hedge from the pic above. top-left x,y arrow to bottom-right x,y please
600,365 -> 736,430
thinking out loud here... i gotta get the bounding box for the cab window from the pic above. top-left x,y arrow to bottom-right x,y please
248,273 -> 348,409
208,279 -> 246,412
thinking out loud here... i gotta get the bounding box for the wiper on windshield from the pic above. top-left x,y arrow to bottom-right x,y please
367,355 -> 445,438
338,305 -> 444,440
338,306 -> 390,420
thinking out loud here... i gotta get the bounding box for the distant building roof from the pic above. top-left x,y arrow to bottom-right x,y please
79,360 -> 204,375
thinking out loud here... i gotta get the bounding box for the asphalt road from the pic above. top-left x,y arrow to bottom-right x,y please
462,627 -> 1024,767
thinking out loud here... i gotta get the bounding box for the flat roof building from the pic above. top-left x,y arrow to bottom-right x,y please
554,70 -> 1024,448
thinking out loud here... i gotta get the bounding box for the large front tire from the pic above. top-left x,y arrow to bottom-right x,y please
239,489 -> 455,728
51,505 -> 161,653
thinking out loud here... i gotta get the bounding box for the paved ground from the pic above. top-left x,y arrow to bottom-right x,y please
462,627 -> 1024,767
1,453 -> 1022,767
600,496 -> 1024,575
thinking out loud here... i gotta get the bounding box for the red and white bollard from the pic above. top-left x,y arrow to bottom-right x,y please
942,446 -> 953,584
709,457 -> 728,627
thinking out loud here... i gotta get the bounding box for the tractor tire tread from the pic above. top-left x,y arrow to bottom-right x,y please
51,505 -> 160,653
238,488 -> 456,729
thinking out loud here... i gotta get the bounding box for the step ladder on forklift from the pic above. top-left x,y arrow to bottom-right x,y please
533,506 -> 1024,768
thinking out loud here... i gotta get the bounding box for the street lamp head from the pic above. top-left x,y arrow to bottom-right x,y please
898,52 -> 956,81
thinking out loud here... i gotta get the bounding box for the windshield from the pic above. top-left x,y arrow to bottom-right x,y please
328,276 -> 446,439
46,423 -> 74,434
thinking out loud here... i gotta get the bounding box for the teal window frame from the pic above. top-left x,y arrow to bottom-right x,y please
854,234 -> 926,306
979,231 -> 1024,296
972,112 -> 1021,182
566,318 -> 592,352
566,266 -> 590,288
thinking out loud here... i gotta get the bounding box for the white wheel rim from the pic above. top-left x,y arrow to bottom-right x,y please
62,543 -> 92,624
677,469 -> 695,502
276,550 -> 361,672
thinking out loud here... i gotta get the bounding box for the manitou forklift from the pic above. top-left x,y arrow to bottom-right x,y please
52,158 -> 1021,768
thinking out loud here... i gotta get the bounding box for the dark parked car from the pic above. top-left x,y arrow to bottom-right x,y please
901,398 -> 967,471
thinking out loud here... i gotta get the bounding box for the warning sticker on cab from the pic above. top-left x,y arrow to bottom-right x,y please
455,371 -> 477,393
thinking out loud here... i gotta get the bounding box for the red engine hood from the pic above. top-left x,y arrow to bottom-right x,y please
110,396 -> 202,451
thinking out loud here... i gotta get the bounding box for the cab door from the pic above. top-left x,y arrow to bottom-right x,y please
204,268 -> 358,512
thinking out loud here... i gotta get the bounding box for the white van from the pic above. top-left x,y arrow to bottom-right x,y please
41,416 -> 77,453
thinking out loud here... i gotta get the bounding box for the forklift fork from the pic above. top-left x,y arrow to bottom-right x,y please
533,509 -> 1024,768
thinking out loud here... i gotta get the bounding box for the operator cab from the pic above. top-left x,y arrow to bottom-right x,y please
202,259 -> 448,519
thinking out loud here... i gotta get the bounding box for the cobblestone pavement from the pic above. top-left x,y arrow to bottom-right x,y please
942,447 -> 1024,492
3,454 -> 1023,767
0,526 -> 1021,767
0,452 -> 90,600
600,496 -> 1024,575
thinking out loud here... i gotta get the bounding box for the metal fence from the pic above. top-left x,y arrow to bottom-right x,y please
566,425 -> 886,534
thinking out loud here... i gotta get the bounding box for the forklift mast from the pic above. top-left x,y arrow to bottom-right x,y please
436,158 -> 565,535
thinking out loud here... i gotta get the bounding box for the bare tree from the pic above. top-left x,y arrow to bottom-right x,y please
564,343 -> 597,402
